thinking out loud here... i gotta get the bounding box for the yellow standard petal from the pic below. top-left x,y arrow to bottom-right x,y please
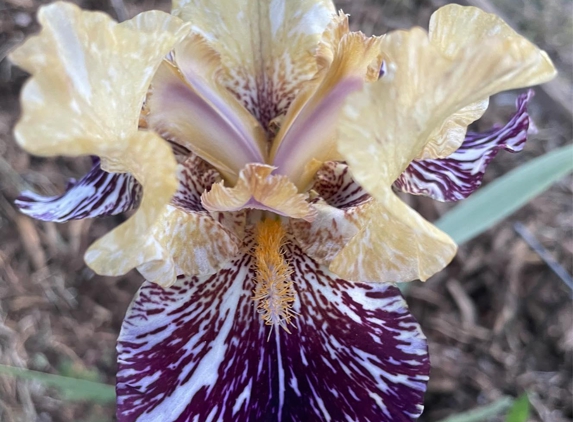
339,15 -> 556,200
11,3 -> 190,157
201,164 -> 317,221
172,0 -> 335,128
335,7 -> 555,282
419,4 -> 556,159
84,132 -> 179,276
10,2 -> 191,277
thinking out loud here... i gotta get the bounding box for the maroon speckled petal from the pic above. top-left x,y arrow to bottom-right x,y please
312,161 -> 371,209
116,241 -> 429,421
394,90 -> 534,202
170,154 -> 221,213
15,157 -> 141,222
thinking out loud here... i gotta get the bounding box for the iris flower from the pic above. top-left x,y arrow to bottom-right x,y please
11,1 -> 555,421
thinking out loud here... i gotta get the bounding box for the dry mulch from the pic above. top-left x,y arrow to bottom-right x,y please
0,0 -> 571,421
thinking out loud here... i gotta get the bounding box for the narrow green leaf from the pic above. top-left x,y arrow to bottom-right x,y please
506,394 -> 530,422
58,359 -> 103,383
400,146 -> 573,294
0,364 -> 115,403
436,145 -> 573,245
437,396 -> 514,422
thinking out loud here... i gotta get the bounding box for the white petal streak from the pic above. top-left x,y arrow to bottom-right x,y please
282,242 -> 429,421
117,238 -> 429,421
117,250 -> 279,421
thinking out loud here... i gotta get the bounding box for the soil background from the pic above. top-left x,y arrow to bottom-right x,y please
0,0 -> 571,421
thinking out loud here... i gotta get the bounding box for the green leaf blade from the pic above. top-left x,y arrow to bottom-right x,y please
437,396 -> 514,422
436,145 -> 573,245
0,364 -> 115,404
506,394 -> 531,422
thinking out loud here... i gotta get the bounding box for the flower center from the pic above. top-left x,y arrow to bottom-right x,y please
252,218 -> 297,338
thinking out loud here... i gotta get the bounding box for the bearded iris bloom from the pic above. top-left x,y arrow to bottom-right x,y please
11,0 -> 555,420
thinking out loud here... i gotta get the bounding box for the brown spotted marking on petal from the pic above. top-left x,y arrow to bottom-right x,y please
290,161 -> 371,268
312,161 -> 370,208
171,153 -> 221,213
135,153 -> 241,286
210,210 -> 250,243
290,199 -> 368,267
136,205 -> 240,287
173,0 -> 336,131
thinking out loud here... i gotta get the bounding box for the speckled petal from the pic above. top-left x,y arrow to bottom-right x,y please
330,193 -> 457,283
84,132 -> 178,276
15,157 -> 141,222
148,35 -> 266,182
116,241 -> 429,421
201,163 -> 317,221
312,161 -> 371,209
290,199 -> 364,266
135,155 -> 241,286
290,162 -> 372,266
170,153 -> 221,213
136,205 -> 240,287
10,3 -> 191,277
419,4 -> 556,159
395,91 -> 534,202
336,12 -> 555,283
173,0 -> 335,129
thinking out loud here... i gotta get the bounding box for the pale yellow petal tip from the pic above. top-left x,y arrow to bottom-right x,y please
9,2 -> 81,69
10,2 -> 189,159
431,3 -> 557,85
328,196 -> 457,284
137,260 -> 178,288
339,6 -> 558,199
86,204 -> 242,286
537,50 -> 558,82
202,164 -> 317,221
83,200 -> 175,279
329,229 -> 457,284
82,202 -> 170,279
416,4 -> 557,159
418,240 -> 458,282
418,98 -> 490,160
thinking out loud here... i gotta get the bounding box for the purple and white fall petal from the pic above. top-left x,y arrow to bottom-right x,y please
394,90 -> 534,202
15,157 -> 141,222
117,241 -> 429,422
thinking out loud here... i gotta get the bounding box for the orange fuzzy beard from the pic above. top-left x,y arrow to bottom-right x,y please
252,219 -> 297,337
